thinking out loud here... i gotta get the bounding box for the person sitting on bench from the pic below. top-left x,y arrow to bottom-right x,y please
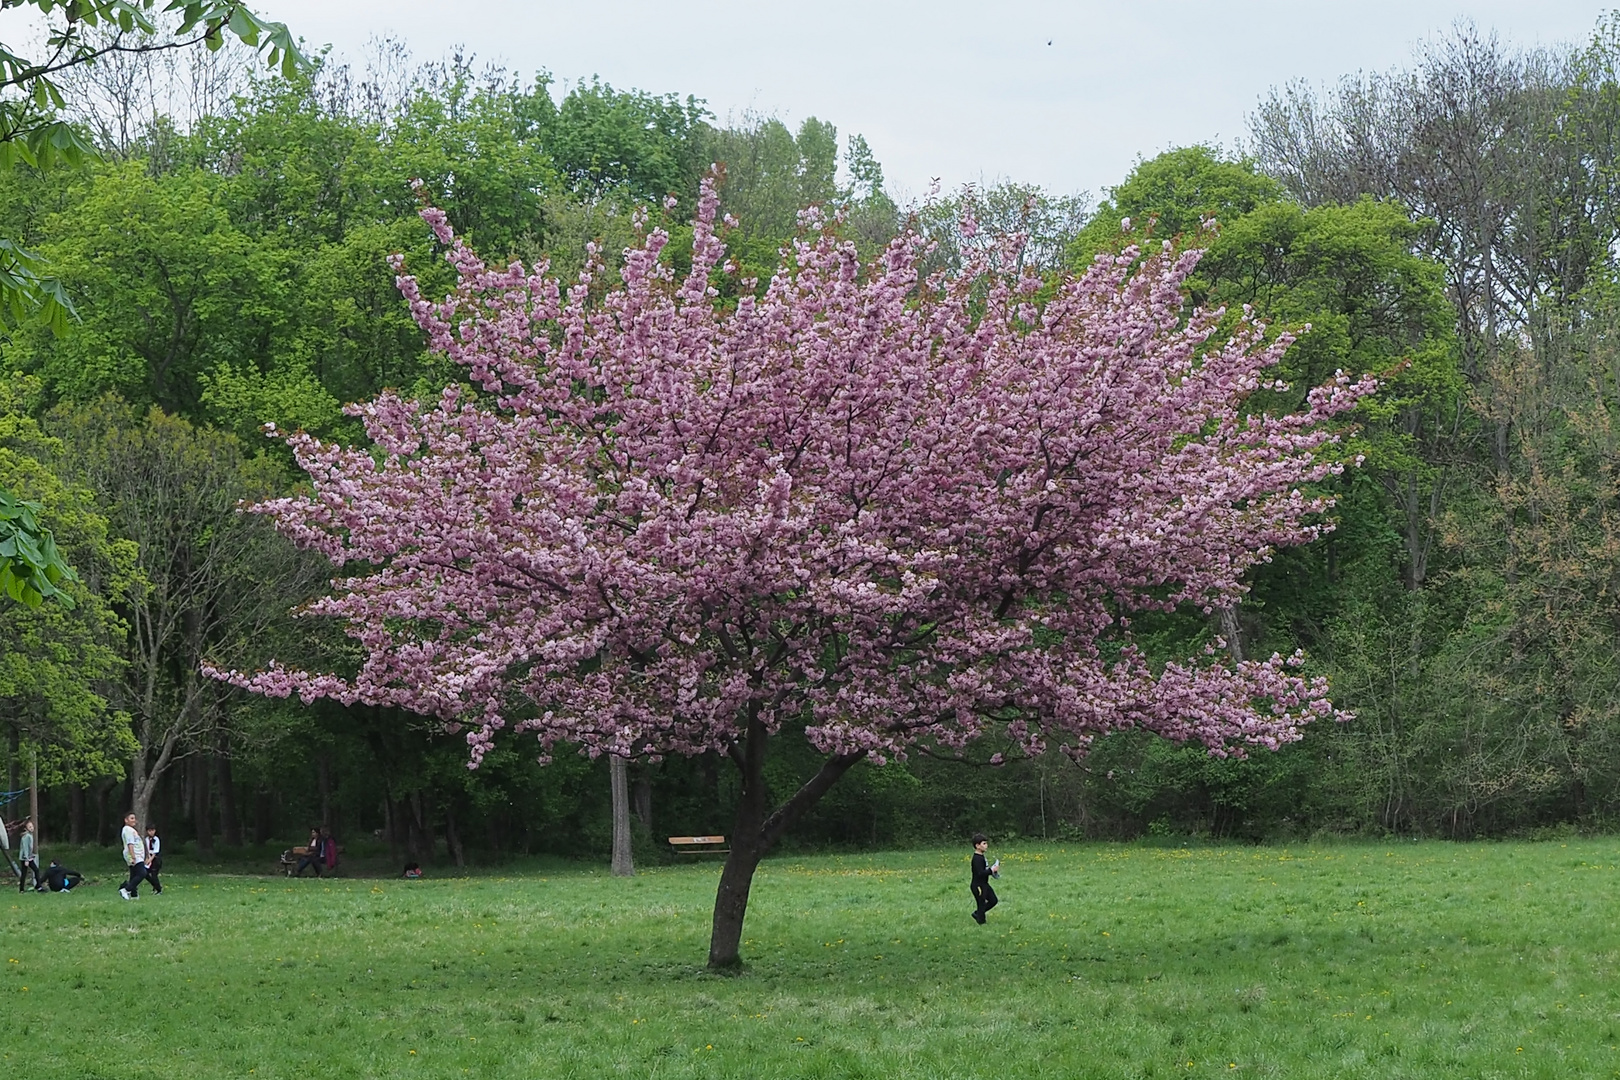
294,827 -> 326,877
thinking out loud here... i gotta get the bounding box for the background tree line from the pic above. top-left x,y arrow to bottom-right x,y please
4,16 -> 1620,862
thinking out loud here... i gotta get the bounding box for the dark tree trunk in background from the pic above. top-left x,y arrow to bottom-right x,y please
216,731 -> 242,846
632,771 -> 652,829
68,784 -> 85,845
159,766 -> 175,836
253,788 -> 274,845
388,796 -> 429,861
707,711 -> 867,970
610,753 -> 634,877
190,755 -> 214,856
317,754 -> 332,830
95,779 -> 113,845
408,791 -> 430,860
383,799 -> 400,859
445,807 -> 465,868
7,725 -> 17,799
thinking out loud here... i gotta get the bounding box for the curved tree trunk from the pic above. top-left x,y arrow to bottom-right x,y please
707,712 -> 867,969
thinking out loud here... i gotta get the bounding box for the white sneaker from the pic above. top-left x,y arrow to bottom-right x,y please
118,888 -> 130,900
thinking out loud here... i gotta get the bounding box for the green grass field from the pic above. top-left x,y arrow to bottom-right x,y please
6,839 -> 1620,1078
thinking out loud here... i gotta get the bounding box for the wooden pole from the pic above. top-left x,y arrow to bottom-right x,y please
29,754 -> 39,847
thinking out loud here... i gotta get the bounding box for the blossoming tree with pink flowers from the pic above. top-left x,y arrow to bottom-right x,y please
212,179 -> 1372,968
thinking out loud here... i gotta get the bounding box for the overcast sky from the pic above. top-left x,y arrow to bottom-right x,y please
12,1 -> 1617,200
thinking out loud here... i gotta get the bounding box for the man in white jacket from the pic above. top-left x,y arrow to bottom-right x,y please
118,813 -> 147,900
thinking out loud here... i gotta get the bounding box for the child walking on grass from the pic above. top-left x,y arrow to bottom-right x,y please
118,812 -> 147,900
970,832 -> 1000,924
144,823 -> 163,894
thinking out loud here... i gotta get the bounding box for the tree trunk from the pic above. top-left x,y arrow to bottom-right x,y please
216,731 -> 242,846
130,720 -> 185,837
1217,605 -> 1244,663
383,798 -> 400,859
406,792 -> 429,860
610,753 -> 634,877
632,770 -> 652,829
130,754 -> 151,832
317,754 -> 332,830
160,766 -> 174,836
28,756 -> 39,847
707,713 -> 867,969
445,806 -> 465,868
709,795 -> 771,969
253,788 -> 274,846
95,779 -> 112,845
7,725 -> 17,799
68,784 -> 85,845
191,755 -> 214,857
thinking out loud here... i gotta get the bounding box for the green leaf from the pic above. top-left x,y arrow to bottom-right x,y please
227,6 -> 259,47
0,566 -> 30,606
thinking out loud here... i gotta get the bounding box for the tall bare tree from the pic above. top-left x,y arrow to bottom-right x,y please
1249,23 -> 1620,590
50,398 -> 324,828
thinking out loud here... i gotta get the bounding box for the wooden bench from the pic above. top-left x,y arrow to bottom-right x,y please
277,845 -> 344,876
668,835 -> 729,857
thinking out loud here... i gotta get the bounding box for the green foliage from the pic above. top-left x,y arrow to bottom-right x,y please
198,362 -> 343,444
1070,145 -> 1283,263
0,378 -> 138,778
0,0 -> 311,332
541,76 -> 711,202
8,163 -> 277,413
0,237 -> 74,336
0,374 -> 81,609
0,484 -> 76,607
701,115 -> 845,280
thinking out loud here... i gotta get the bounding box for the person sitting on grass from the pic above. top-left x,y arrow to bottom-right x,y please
402,861 -> 422,879
43,860 -> 80,892
294,827 -> 325,878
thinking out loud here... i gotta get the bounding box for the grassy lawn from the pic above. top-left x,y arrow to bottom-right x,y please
6,839 -> 1620,1078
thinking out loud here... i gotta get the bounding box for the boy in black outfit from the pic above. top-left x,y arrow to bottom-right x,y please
43,860 -> 80,892
970,832 -> 999,924
143,824 -> 163,894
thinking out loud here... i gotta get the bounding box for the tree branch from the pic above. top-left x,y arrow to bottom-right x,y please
758,749 -> 867,850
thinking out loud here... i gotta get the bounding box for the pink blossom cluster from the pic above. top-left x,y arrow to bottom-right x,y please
210,177 -> 1374,769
